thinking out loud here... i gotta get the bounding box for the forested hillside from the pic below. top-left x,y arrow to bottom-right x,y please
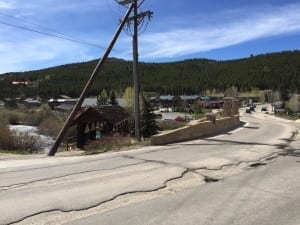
1,50 -> 300,99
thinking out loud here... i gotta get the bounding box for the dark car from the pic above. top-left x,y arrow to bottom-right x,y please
245,108 -> 251,113
261,106 -> 268,111
250,106 -> 255,111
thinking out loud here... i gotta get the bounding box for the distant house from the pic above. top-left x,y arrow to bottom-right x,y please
208,100 -> 224,109
149,95 -> 200,109
54,104 -> 74,116
48,97 -> 77,110
273,102 -> 283,110
275,108 -> 285,116
48,97 -> 97,112
159,95 -> 175,108
148,95 -> 175,110
59,95 -> 72,99
197,96 -> 224,109
11,81 -> 30,86
11,98 -> 42,109
23,98 -> 42,108
82,98 -> 97,109
209,93 -> 224,100
71,105 -> 131,148
180,95 -> 200,104
149,94 -> 224,111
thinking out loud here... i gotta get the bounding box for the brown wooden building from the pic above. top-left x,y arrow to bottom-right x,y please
71,105 -> 131,148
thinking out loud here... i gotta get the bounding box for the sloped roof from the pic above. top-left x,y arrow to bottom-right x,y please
55,103 -> 74,112
200,96 -> 210,101
95,105 -> 129,125
72,105 -> 129,126
82,98 -> 97,108
180,95 -> 200,101
159,95 -> 174,101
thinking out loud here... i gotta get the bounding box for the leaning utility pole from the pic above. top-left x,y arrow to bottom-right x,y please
48,4 -> 134,156
117,0 -> 153,141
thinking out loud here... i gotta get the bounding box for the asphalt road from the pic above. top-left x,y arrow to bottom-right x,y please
0,108 -> 299,225
67,155 -> 300,225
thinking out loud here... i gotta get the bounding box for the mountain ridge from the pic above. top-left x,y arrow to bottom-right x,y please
0,50 -> 299,98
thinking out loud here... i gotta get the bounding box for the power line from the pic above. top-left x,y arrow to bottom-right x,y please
0,11 -> 94,45
0,20 -> 107,49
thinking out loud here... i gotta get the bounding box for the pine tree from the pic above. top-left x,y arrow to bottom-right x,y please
110,90 -> 117,105
141,96 -> 159,138
97,89 -> 108,106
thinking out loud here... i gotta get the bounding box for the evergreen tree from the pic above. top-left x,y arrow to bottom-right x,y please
141,96 -> 159,138
110,90 -> 117,105
97,89 -> 108,106
2,51 -> 300,98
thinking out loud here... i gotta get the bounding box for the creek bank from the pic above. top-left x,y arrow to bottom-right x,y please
9,125 -> 54,153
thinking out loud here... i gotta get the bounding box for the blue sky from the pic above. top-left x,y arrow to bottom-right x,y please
0,0 -> 300,73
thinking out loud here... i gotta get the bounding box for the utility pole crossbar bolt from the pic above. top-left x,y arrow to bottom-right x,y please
126,11 -> 153,23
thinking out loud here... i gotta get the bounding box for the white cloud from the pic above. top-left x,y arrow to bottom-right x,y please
1,1 -> 300,73
0,35 -> 96,73
0,0 -> 115,73
10,0 -> 108,15
139,3 -> 300,59
0,0 -> 15,9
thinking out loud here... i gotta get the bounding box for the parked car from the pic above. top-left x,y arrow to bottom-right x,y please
250,106 -> 255,111
261,106 -> 268,111
174,116 -> 185,122
245,108 -> 251,113
184,115 -> 194,121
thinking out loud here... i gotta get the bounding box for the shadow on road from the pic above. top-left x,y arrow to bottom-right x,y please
244,126 -> 260,129
279,148 -> 300,158
177,137 -> 300,159
179,138 -> 284,148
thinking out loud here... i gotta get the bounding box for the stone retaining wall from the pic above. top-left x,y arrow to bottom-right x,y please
151,116 -> 240,145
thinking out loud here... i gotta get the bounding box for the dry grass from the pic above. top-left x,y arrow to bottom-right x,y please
84,135 -> 149,154
38,116 -> 63,137
0,107 -> 64,153
0,127 -> 41,153
0,125 -> 14,150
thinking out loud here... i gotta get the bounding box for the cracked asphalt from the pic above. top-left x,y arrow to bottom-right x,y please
0,107 -> 299,225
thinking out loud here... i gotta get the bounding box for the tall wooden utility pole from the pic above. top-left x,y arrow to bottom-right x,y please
48,4 -> 134,156
117,0 -> 153,141
132,0 -> 140,141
